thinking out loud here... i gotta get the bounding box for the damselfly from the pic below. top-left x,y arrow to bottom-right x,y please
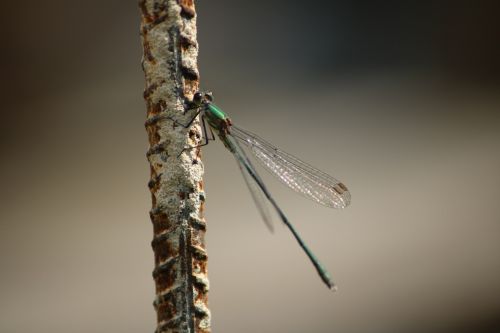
172,92 -> 350,290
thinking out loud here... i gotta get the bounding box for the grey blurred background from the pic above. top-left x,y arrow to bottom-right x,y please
1,1 -> 500,332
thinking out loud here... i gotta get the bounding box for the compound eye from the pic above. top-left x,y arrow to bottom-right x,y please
204,91 -> 213,102
193,92 -> 203,104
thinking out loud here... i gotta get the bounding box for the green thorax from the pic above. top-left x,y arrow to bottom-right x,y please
206,103 -> 226,120
205,103 -> 227,129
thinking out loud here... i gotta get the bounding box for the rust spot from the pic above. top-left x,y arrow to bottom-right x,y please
194,306 -> 207,318
144,82 -> 159,99
152,131 -> 161,145
199,182 -> 205,217
145,2 -> 168,26
152,235 -> 178,265
195,318 -> 210,333
178,0 -> 196,18
153,13 -> 169,25
190,228 -> 206,250
180,34 -> 197,49
184,79 -> 199,99
195,144 -> 203,159
191,247 -> 207,261
191,243 -> 208,261
153,258 -> 178,284
156,317 -> 185,332
146,126 -> 158,145
150,166 -> 158,180
157,302 -> 175,323
149,100 -> 165,115
142,39 -> 155,63
149,166 -> 162,192
181,66 -> 199,80
151,212 -> 172,235
145,118 -> 162,145
190,217 -> 206,231
147,142 -> 167,157
155,289 -> 178,321
138,0 -> 153,23
153,2 -> 167,13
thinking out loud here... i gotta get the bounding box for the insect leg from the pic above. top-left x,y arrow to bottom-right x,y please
177,115 -> 215,157
168,106 -> 203,128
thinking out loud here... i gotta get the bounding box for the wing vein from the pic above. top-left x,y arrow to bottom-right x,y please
231,125 -> 351,209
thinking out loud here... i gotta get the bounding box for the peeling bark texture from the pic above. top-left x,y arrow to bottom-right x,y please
139,1 -> 210,332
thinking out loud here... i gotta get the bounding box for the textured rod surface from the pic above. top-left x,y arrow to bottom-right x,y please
139,0 -> 210,332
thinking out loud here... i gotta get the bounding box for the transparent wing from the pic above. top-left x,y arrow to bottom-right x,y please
231,126 -> 351,209
232,140 -> 275,232
224,133 -> 335,290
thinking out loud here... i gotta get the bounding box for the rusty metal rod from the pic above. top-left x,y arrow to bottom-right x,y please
139,1 -> 210,332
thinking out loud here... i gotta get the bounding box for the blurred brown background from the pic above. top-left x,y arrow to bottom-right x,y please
1,1 -> 500,332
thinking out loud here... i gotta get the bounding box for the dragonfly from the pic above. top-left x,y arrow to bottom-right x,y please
172,92 -> 351,290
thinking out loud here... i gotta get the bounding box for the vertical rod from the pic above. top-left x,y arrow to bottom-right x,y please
139,1 -> 210,332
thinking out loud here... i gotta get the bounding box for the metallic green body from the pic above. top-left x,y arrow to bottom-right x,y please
206,103 -> 226,121
204,103 -> 234,152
